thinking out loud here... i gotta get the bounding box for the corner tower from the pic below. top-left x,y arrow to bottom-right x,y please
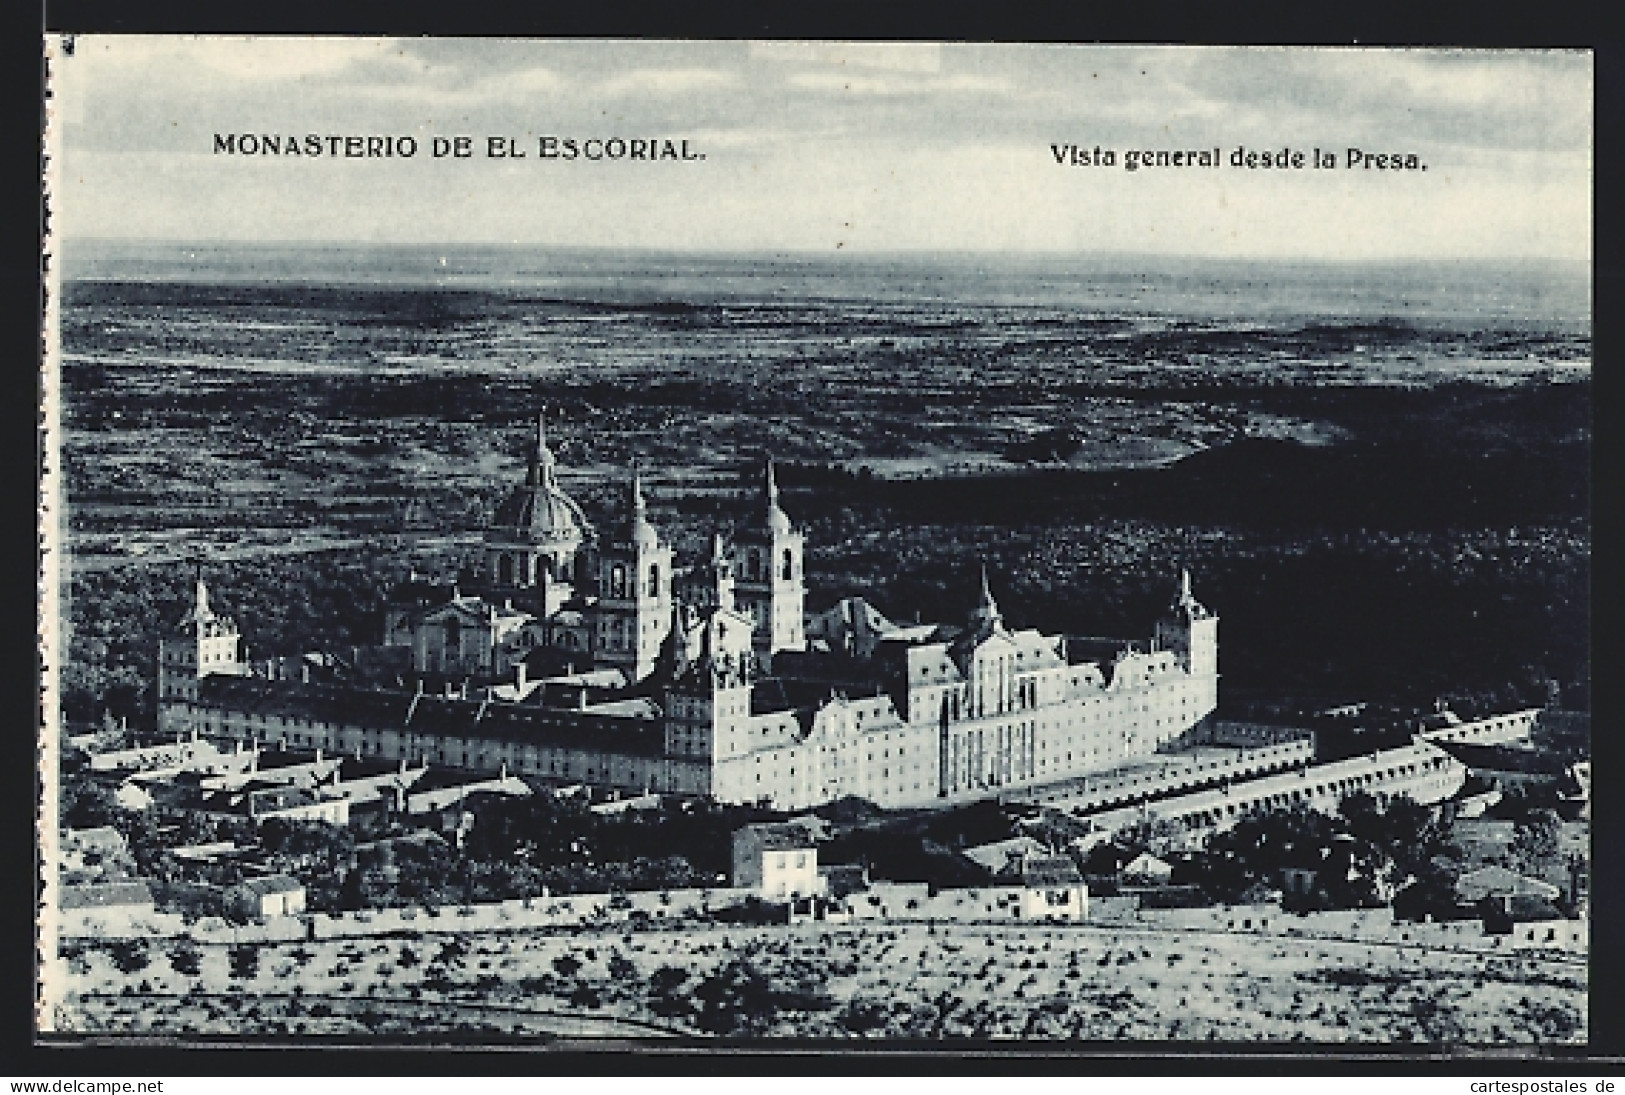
660,602 -> 756,765
732,457 -> 805,666
158,577 -> 247,734
1155,568 -> 1219,714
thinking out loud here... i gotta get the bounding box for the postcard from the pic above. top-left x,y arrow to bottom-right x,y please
39,38 -> 1592,1047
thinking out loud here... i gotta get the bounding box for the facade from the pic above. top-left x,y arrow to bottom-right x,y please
1016,854 -> 1090,921
731,822 -> 821,901
226,874 -> 308,919
155,420 -> 1225,814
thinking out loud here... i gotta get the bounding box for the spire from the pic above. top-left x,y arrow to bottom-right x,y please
710,531 -> 727,564
528,410 -> 557,488
970,563 -> 1002,628
762,455 -> 792,535
658,599 -> 691,681
630,463 -> 646,520
1171,566 -> 1211,620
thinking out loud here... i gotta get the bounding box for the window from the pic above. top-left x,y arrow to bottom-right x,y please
648,564 -> 661,597
781,548 -> 794,580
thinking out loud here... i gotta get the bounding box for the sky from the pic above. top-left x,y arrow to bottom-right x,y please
46,38 -> 1592,260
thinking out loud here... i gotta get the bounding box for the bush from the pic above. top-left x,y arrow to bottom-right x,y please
168,942 -> 202,976
228,945 -> 260,980
107,940 -> 151,975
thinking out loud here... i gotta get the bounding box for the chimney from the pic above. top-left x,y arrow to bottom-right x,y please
516,661 -> 527,691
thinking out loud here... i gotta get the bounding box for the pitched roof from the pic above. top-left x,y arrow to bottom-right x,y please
63,827 -> 127,853
60,881 -> 155,909
1456,864 -> 1561,900
231,874 -> 305,897
195,676 -> 666,758
1438,742 -> 1568,776
736,822 -> 815,852
962,835 -> 1047,873
1021,855 -> 1085,889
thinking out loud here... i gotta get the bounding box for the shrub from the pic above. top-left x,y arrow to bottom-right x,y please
228,945 -> 260,980
168,942 -> 202,976
108,940 -> 151,975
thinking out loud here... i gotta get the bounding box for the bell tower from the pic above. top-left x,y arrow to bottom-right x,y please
731,457 -> 805,666
591,467 -> 673,681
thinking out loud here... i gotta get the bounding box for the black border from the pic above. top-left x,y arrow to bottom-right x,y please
22,0 -> 1622,1077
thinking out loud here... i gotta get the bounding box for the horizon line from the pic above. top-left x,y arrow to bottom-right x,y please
56,238 -> 1592,267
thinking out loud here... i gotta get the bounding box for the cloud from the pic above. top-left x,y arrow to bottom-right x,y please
750,41 -> 942,73
1173,48 -> 1592,153
786,71 -> 1013,98
599,68 -> 739,98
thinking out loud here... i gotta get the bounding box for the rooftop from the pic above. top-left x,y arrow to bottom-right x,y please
196,676 -> 666,758
59,881 -> 155,910
736,822 -> 817,852
232,874 -> 305,897
1020,855 -> 1086,889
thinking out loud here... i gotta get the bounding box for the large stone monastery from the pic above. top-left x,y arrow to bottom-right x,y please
158,418 -> 1220,811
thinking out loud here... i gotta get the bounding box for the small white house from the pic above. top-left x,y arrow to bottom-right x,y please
1018,855 -> 1089,922
731,822 -> 822,902
226,874 -> 307,919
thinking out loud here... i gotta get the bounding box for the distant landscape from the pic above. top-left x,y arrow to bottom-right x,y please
52,245 -> 1590,728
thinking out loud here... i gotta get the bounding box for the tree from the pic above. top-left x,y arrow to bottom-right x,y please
107,939 -> 151,975
229,944 -> 260,980
1511,808 -> 1563,877
167,941 -> 202,976
649,965 -> 688,996
691,959 -> 779,1036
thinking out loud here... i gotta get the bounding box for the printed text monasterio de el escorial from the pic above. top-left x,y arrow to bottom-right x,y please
212,134 -> 706,161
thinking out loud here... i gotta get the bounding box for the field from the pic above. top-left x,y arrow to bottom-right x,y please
52,253 -> 1591,727
53,921 -> 1586,1044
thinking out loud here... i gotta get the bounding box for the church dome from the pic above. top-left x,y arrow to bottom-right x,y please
494,484 -> 588,543
491,414 -> 589,545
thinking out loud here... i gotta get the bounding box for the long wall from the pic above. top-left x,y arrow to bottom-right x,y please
1000,738 -> 1316,812
1081,738 -> 1467,847
1417,709 -> 1540,747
